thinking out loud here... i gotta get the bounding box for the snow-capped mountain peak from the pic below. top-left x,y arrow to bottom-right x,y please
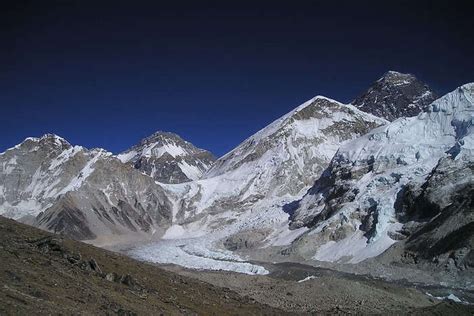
205,95 -> 386,179
172,95 -> 387,233
119,131 -> 192,161
118,131 -> 215,184
19,133 -> 71,151
352,71 -> 438,121
378,70 -> 414,81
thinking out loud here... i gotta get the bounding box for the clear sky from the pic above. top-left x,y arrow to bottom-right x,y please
1,0 -> 473,157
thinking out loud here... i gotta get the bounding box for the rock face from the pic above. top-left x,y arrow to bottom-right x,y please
289,83 -> 473,263
118,131 -> 215,184
0,134 -> 173,240
401,156 -> 474,271
352,71 -> 438,121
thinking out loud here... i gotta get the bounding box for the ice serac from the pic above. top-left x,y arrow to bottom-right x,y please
0,134 -> 173,241
352,71 -> 438,121
289,83 -> 473,264
118,131 -> 215,184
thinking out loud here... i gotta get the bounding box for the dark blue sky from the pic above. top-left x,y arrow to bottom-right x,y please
1,1 -> 473,157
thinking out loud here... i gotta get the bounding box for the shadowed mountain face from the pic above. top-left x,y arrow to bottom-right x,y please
118,131 -> 216,184
401,157 -> 474,269
352,71 -> 438,121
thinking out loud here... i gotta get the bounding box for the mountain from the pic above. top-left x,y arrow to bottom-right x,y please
127,96 -> 388,274
175,96 -> 386,224
352,71 -> 438,121
1,75 -> 471,288
0,134 -> 173,242
288,83 -> 473,266
118,131 -> 215,184
0,95 -> 386,275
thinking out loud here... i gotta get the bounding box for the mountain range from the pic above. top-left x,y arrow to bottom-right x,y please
1,71 -> 472,287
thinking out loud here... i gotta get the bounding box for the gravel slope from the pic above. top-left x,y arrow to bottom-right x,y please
0,216 -> 281,315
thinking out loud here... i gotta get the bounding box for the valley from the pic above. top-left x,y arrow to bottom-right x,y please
1,216 -> 472,314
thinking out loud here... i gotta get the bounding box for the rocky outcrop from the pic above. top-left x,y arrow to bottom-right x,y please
223,229 -> 271,251
352,71 -> 438,121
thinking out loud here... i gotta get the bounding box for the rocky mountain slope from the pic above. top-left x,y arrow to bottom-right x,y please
371,154 -> 474,288
0,134 -> 173,242
401,157 -> 473,269
288,83 -> 473,266
0,215 -> 281,315
118,131 -> 215,184
352,71 -> 438,121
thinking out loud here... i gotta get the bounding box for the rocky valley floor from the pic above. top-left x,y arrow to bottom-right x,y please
166,261 -> 474,314
1,216 -> 473,315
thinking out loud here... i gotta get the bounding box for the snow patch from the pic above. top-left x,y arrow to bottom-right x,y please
297,275 -> 317,283
312,227 -> 399,264
426,292 -> 464,303
57,151 -> 102,194
178,160 -> 202,180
